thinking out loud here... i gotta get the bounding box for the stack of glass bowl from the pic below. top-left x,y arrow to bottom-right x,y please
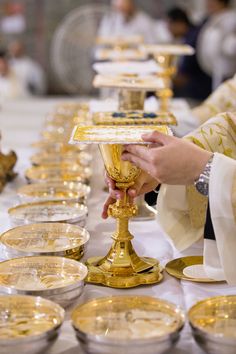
0,102 -> 91,313
12,102 -> 92,228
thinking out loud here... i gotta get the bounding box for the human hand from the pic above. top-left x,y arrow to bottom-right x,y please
122,131 -> 212,185
102,171 -> 157,219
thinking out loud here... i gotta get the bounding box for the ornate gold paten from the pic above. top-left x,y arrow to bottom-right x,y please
71,125 -> 170,144
71,125 -> 170,288
165,256 -> 224,283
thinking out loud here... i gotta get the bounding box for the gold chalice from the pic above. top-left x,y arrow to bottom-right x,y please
70,125 -> 170,288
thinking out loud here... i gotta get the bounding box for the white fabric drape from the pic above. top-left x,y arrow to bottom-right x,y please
157,153 -> 236,284
207,153 -> 236,284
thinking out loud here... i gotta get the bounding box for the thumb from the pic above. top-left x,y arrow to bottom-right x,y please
142,131 -> 173,145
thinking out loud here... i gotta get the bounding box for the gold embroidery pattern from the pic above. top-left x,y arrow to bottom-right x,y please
186,113 -> 236,229
192,77 -> 236,124
187,113 -> 236,157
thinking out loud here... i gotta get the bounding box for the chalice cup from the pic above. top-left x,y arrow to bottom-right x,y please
86,143 -> 163,288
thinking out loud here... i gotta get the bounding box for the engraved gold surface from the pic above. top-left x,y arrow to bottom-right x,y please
0,256 -> 87,292
25,165 -> 92,183
72,295 -> 184,339
165,256 -> 224,283
0,295 -> 64,339
8,200 -> 88,225
0,223 -> 90,260
189,295 -> 236,338
71,125 -> 171,145
93,110 -> 177,126
17,182 -> 90,203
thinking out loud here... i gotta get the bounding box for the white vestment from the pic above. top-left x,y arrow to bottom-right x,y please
157,113 -> 236,284
10,57 -> 46,95
0,70 -> 29,99
197,10 -> 236,89
98,11 -> 169,44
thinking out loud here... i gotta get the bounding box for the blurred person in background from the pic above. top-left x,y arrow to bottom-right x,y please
98,0 -> 171,44
167,7 -> 212,101
0,49 -> 28,99
197,0 -> 236,89
8,40 -> 47,95
0,2 -> 26,35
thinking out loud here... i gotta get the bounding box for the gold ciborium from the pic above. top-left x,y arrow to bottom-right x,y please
142,44 -> 195,111
154,54 -> 175,112
70,125 -> 168,288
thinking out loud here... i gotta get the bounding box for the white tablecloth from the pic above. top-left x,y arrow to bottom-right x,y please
0,98 -> 235,354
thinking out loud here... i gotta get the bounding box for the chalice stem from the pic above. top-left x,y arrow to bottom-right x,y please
99,190 -> 156,274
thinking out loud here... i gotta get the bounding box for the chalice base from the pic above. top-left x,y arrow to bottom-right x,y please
86,256 -> 163,288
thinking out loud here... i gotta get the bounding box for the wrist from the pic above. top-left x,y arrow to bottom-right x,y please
194,153 -> 214,196
193,151 -> 213,182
